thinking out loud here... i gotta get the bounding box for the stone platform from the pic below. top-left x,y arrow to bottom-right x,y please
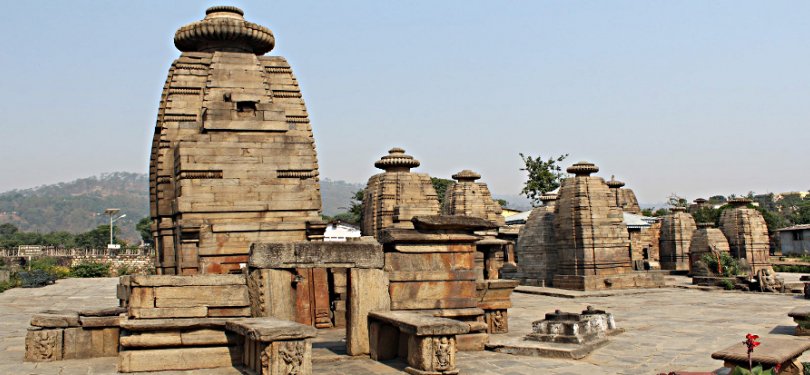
1,276 -> 808,374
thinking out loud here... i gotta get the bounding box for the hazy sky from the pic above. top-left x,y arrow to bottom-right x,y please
1,1 -> 808,204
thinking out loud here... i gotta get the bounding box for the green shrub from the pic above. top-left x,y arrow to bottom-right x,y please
701,252 -> 740,277
18,270 -> 56,287
720,279 -> 735,290
803,362 -> 810,375
773,264 -> 810,273
29,257 -> 59,272
0,279 -> 17,293
70,261 -> 110,278
116,264 -> 135,276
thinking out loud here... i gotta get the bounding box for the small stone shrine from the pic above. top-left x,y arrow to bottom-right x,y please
526,306 -> 617,345
688,222 -> 731,275
719,198 -> 771,273
149,6 -> 323,275
442,169 -> 505,226
510,194 -> 558,286
361,148 -> 441,238
553,161 -> 664,290
606,176 -> 642,214
659,207 -> 697,271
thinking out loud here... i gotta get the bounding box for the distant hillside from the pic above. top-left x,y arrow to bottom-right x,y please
0,172 -> 149,242
0,173 -> 529,242
320,179 -> 364,217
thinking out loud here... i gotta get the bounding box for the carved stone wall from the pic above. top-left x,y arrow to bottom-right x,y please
659,207 -> 697,271
511,194 -> 558,286
554,162 -> 632,278
719,198 -> 771,272
606,177 -> 641,214
442,170 -> 505,226
361,148 -> 440,238
688,223 -> 731,274
150,6 -> 322,275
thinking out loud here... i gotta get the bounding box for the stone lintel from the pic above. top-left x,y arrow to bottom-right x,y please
119,317 -> 230,331
378,229 -> 481,244
411,215 -> 498,231
225,317 -> 317,342
368,311 -> 470,336
249,241 -> 383,269
129,274 -> 246,287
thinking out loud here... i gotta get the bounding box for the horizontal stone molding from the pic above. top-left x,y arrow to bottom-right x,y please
249,241 -> 384,269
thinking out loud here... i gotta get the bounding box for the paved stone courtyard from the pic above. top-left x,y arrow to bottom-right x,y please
1,276 -> 807,374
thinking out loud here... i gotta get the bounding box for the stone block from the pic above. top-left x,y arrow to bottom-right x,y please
118,346 -> 238,372
347,268 -> 390,356
455,332 -> 489,351
79,315 -> 121,328
406,335 -> 457,375
63,327 -> 93,359
369,320 -> 400,360
154,285 -> 249,307
208,306 -> 252,317
263,339 -> 313,375
31,311 -> 80,328
24,329 -> 63,362
131,307 -> 208,319
129,287 -> 155,308
225,318 -> 317,342
249,241 -> 383,269
129,274 -> 246,286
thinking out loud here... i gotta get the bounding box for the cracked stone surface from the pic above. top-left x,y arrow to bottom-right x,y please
1,276 -> 807,374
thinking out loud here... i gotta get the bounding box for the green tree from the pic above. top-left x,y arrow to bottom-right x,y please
667,194 -> 687,208
496,199 -> 508,208
331,190 -> 364,225
136,217 -> 153,245
708,195 -> 727,204
0,223 -> 18,236
519,153 -> 569,206
431,177 -> 454,207
691,206 -> 720,224
75,225 -> 117,249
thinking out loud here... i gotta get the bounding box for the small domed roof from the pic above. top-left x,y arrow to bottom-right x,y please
174,6 -> 275,55
566,161 -> 599,176
727,197 -> 753,207
606,175 -> 625,189
670,206 -> 687,212
451,170 -> 481,182
374,148 -> 421,172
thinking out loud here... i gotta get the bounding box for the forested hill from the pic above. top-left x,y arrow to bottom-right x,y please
0,172 -> 149,242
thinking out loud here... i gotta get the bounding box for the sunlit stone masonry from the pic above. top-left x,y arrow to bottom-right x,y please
659,207 -> 697,271
511,194 -> 558,287
688,222 -> 731,275
361,148 -> 441,238
606,176 -> 642,215
718,198 -> 771,273
553,161 -> 664,290
442,170 -> 505,226
149,6 -> 323,275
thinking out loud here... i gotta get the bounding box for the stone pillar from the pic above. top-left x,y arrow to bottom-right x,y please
347,268 -> 390,356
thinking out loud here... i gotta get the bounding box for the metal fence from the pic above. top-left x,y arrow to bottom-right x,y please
0,246 -> 155,258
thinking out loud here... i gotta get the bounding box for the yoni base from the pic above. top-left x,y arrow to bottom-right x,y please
552,272 -> 665,291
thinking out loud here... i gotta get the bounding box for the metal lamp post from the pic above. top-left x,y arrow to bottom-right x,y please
104,208 -> 126,249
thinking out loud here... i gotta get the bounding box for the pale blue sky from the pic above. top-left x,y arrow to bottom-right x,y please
1,1 -> 808,203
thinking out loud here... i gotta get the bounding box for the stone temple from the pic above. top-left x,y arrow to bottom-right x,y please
689,222 -> 731,274
606,176 -> 642,215
718,198 -> 771,273
659,206 -> 697,271
511,194 -> 558,287
361,148 -> 441,238
553,161 -> 664,290
149,6 -> 323,275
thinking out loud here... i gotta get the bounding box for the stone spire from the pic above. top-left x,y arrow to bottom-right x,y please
659,206 -> 697,271
174,6 -> 276,54
442,169 -> 503,226
554,161 -> 633,285
689,223 -> 731,275
513,193 -> 558,286
719,197 -> 770,272
149,6 -> 322,274
606,176 -> 641,214
362,147 -> 439,237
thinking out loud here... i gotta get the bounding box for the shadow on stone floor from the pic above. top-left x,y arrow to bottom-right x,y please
768,325 -> 797,335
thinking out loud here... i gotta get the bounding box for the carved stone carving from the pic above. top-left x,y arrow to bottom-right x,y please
433,337 -> 452,371
278,341 -> 304,375
24,329 -> 63,362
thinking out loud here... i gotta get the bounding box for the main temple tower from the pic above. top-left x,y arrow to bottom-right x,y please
149,6 -> 322,275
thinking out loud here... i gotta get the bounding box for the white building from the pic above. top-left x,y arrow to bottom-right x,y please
324,222 -> 362,242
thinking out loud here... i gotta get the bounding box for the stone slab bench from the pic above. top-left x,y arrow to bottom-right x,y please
711,337 -> 810,374
788,306 -> 810,336
25,308 -> 124,362
118,317 -> 317,374
226,318 -> 317,375
369,310 -> 470,375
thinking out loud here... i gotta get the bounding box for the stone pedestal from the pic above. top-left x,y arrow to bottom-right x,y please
789,307 -> 810,336
24,308 -> 122,362
526,307 -> 616,345
712,338 -> 810,375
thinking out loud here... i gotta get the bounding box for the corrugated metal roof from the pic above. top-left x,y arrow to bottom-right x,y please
505,210 -> 531,224
623,212 -> 654,229
776,224 -> 810,232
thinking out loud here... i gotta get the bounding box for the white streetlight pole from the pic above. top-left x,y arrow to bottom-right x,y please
104,209 -> 125,248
